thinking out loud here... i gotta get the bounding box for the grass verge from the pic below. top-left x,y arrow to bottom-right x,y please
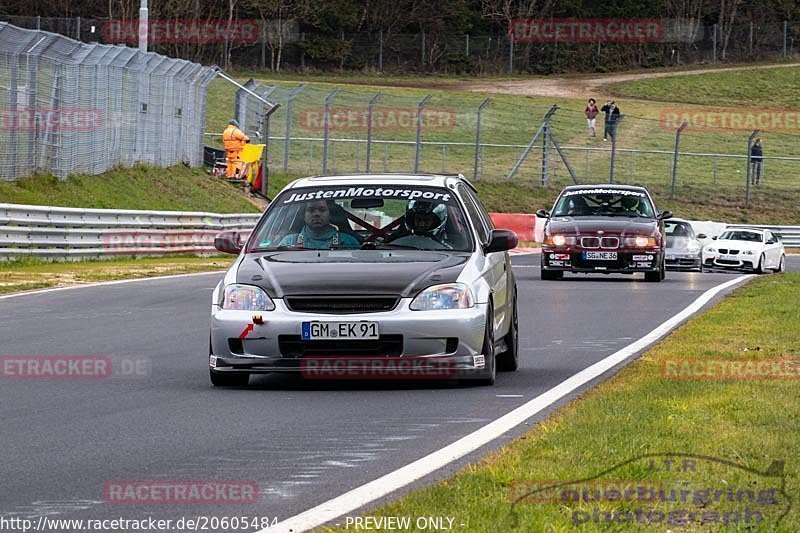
0,255 -> 232,295
321,272 -> 800,531
0,163 -> 259,213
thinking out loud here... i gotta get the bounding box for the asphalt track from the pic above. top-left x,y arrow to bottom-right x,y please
1,255 -> 797,532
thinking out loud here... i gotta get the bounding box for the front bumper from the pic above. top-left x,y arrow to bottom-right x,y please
703,253 -> 758,270
541,248 -> 663,273
665,252 -> 702,270
210,299 -> 489,374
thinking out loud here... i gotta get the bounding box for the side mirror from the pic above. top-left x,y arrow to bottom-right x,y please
697,233 -> 708,239
536,209 -> 550,218
484,229 -> 519,254
711,236 -> 718,240
215,231 -> 244,255
658,210 -> 673,220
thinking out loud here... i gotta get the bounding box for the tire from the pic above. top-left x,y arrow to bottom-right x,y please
644,259 -> 665,282
477,306 -> 496,386
496,291 -> 519,372
775,255 -> 785,273
756,254 -> 765,274
210,369 -> 250,387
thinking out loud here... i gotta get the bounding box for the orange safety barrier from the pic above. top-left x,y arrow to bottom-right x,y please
488,213 -> 537,242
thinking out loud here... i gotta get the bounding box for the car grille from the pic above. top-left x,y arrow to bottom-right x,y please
718,249 -> 739,255
278,335 -> 403,357
666,258 -> 699,266
580,236 -> 619,249
716,259 -> 741,265
285,296 -> 399,314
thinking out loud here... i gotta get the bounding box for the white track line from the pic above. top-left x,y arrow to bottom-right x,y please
264,274 -> 754,533
0,270 -> 225,301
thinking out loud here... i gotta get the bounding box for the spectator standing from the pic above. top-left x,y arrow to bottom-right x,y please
600,100 -> 621,141
750,138 -> 763,185
584,98 -> 599,137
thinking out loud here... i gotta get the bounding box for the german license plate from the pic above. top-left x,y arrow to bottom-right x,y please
583,251 -> 617,261
301,321 -> 379,340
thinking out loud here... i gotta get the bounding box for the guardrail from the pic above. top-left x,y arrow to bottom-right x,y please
0,204 -> 261,260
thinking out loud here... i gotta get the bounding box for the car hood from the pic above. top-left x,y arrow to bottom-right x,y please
547,216 -> 659,236
236,250 -> 470,298
708,239 -> 763,251
666,236 -> 700,252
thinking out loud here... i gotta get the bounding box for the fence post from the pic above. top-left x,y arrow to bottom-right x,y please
76,16 -> 81,40
378,31 -> 383,71
365,92 -> 381,173
36,16 -> 40,30
670,121 -> 688,199
784,21 -> 788,57
508,36 -> 514,73
414,94 -> 431,173
465,34 -> 470,57
421,31 -> 426,68
261,23 -> 266,69
283,84 -> 306,172
608,116 -> 624,183
541,114 -> 550,186
749,21 -> 754,56
507,105 -> 557,180
745,129 -> 760,209
712,24 -> 717,63
261,103 -> 280,197
322,89 -> 339,174
300,33 -> 306,69
473,98 -> 491,180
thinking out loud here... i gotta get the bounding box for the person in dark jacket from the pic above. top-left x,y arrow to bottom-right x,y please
600,100 -> 621,141
750,138 -> 763,185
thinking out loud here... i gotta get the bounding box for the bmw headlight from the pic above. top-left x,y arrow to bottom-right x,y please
743,250 -> 754,255
222,284 -> 275,311
706,247 -> 716,254
410,283 -> 475,311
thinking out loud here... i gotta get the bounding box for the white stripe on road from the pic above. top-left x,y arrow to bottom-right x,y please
265,274 -> 754,533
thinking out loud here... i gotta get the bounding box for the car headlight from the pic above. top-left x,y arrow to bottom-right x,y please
687,241 -> 701,253
544,234 -> 576,246
222,284 -> 275,311
706,247 -> 716,253
624,236 -> 657,248
743,250 -> 754,255
410,283 -> 475,311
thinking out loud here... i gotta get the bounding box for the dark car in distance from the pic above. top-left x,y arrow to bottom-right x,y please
537,185 -> 672,282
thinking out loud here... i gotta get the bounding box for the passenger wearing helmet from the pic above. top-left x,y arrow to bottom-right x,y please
388,200 -> 451,249
567,195 -> 590,216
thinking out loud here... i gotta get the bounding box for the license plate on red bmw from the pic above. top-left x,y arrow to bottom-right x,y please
583,251 -> 617,260
301,321 -> 379,340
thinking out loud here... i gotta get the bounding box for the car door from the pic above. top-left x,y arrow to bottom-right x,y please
458,184 -> 509,336
765,231 -> 781,267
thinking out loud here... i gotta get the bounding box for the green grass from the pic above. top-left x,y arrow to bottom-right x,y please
321,273 -> 800,532
606,66 -> 800,108
207,65 -> 800,224
0,255 -> 232,294
0,163 -> 259,213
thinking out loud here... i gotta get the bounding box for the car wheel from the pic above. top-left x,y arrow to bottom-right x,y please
756,254 -> 766,274
496,291 -> 519,372
774,254 -> 785,273
541,263 -> 563,280
644,260 -> 665,282
209,368 -> 250,387
477,306 -> 496,386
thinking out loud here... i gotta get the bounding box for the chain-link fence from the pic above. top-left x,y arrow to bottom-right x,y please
0,22 -> 216,181
214,82 -> 800,208
2,16 -> 798,73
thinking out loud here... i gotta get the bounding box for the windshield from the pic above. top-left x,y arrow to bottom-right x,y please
552,188 -> 655,218
665,221 -> 695,238
248,185 -> 474,252
718,230 -> 763,242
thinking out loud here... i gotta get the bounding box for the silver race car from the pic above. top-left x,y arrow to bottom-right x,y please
209,174 -> 519,386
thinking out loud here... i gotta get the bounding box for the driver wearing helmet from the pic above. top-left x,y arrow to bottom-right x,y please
388,200 -> 451,249
620,195 -> 640,215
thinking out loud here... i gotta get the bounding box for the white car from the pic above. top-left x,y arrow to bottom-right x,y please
702,227 -> 785,273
